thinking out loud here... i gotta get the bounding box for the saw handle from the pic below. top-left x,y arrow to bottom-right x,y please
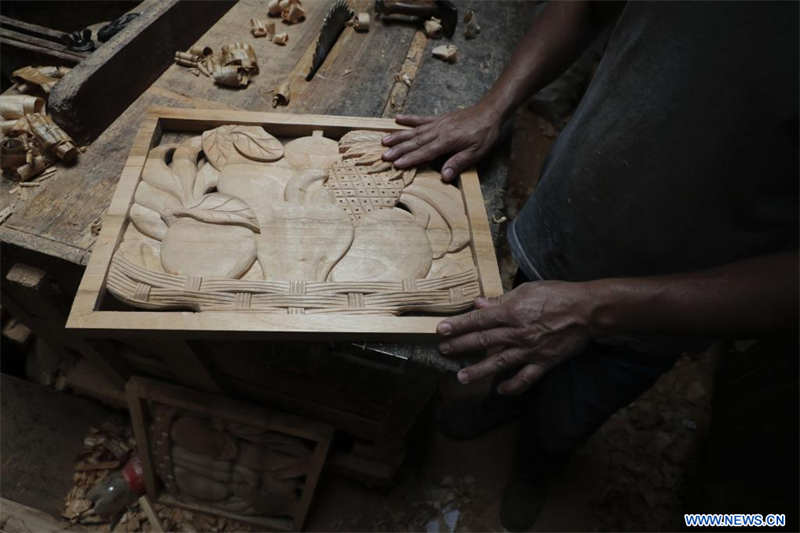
377,0 -> 439,16
375,0 -> 457,37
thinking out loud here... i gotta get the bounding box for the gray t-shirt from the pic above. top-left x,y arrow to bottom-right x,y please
509,1 -> 798,285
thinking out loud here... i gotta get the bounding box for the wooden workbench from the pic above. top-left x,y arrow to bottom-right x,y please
0,0 -> 537,265
0,0 -> 541,487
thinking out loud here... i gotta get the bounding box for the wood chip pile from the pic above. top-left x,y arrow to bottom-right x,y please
63,419 -> 255,532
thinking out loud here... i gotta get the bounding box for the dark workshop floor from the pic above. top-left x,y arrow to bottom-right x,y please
1,345 -> 719,532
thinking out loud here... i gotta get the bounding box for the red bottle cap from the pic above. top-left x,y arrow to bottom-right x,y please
122,455 -> 146,495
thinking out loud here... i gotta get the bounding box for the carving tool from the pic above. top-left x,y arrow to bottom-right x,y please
306,0 -> 354,81
374,0 -> 457,38
351,342 -> 462,373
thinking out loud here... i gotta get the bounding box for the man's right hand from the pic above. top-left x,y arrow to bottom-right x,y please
381,103 -> 502,182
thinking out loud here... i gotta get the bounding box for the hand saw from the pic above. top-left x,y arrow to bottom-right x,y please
306,0 -> 354,81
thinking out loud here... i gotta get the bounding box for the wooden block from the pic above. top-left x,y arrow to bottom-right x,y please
48,0 -> 233,144
6,263 -> 46,289
0,497 -> 88,533
2,318 -> 32,345
67,108 -> 503,339
138,495 -> 165,533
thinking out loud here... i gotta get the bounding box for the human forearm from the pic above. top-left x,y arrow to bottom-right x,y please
587,252 -> 799,337
480,1 -> 603,121
434,252 -> 797,393
382,2 -> 609,177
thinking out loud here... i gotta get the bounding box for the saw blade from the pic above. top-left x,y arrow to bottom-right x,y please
306,0 -> 354,81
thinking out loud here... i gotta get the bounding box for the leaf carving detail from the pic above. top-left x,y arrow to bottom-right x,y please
202,125 -> 284,170
169,193 -> 261,233
232,129 -> 284,161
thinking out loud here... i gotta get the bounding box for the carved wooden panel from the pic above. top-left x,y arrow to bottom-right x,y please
67,108 -> 501,338
127,377 -> 333,531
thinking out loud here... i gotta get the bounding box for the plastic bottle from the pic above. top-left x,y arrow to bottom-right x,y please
87,455 -> 146,516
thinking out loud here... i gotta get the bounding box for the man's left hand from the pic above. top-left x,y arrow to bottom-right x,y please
437,281 -> 596,394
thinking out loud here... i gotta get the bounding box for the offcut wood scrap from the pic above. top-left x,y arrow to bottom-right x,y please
0,101 -> 76,182
272,80 -> 291,107
0,94 -> 45,120
424,17 -> 442,38
268,0 -> 304,18
0,205 -> 15,225
432,44 -> 458,63
463,9 -> 480,39
10,65 -> 70,95
250,18 -> 275,38
90,212 -> 104,236
11,65 -> 71,94
347,12 -> 370,32
174,43 -> 259,88
281,1 -> 306,24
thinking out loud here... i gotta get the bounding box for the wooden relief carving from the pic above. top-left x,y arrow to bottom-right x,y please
129,377 -> 331,530
152,406 -> 318,525
108,125 -> 482,315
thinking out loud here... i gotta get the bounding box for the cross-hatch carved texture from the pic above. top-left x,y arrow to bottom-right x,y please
325,161 -> 404,223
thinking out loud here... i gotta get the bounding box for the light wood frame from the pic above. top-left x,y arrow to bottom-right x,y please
66,107 -> 502,340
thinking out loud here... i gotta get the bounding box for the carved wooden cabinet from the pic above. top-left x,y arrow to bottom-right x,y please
67,108 -> 502,338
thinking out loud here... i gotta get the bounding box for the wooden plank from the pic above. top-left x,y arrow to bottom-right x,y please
153,105 -> 409,135
382,30 -> 428,117
69,310 -> 450,339
138,496 -> 165,533
0,15 -> 67,42
0,36 -> 84,65
125,380 -> 159,502
461,171 -> 503,297
0,497 -> 88,533
48,0 -> 233,143
294,429 -> 331,531
286,0 -> 415,117
0,226 -> 90,265
0,27 -> 86,61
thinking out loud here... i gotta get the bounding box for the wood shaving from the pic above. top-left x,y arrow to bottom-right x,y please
281,3 -> 306,24
432,44 -> 457,63
272,80 -> 290,107
0,205 -> 15,224
352,12 -> 370,32
267,0 -> 282,17
424,17 -> 442,38
250,18 -> 269,37
91,215 -> 104,236
464,9 -> 480,39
